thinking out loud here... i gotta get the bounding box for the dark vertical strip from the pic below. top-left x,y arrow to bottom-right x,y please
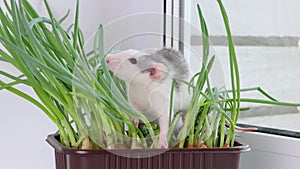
171,0 -> 174,47
179,0 -> 185,53
163,0 -> 167,47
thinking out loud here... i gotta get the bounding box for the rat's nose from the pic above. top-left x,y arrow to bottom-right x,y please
105,57 -> 111,64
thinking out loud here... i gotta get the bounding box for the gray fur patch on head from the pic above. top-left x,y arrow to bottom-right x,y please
135,48 -> 191,90
152,48 -> 190,80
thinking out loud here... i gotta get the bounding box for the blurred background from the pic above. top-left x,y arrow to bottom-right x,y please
0,0 -> 299,169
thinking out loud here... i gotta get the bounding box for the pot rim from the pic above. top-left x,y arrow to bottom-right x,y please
46,134 -> 250,155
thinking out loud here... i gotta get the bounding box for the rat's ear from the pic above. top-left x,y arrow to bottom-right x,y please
149,63 -> 168,81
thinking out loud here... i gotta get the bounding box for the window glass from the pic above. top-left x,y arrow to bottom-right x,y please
182,0 -> 300,133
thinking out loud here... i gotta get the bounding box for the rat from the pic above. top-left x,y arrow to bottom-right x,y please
105,48 -> 192,148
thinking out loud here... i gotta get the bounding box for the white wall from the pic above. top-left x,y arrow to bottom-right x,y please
40,0 -> 164,52
0,1 -> 163,169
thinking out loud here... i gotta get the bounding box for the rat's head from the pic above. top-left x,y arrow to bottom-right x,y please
105,49 -> 168,84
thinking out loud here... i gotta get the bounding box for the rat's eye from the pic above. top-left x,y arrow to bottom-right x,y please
129,58 -> 137,64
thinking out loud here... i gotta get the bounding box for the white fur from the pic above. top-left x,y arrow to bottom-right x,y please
106,49 -> 192,148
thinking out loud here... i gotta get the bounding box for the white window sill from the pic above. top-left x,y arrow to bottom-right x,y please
239,131 -> 300,169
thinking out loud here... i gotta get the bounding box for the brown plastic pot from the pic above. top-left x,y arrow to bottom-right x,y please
47,134 -> 250,169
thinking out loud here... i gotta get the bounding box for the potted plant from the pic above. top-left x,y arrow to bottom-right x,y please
1,0 -> 299,169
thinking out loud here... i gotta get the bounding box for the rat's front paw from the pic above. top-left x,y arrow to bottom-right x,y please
131,117 -> 139,127
157,138 -> 169,149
